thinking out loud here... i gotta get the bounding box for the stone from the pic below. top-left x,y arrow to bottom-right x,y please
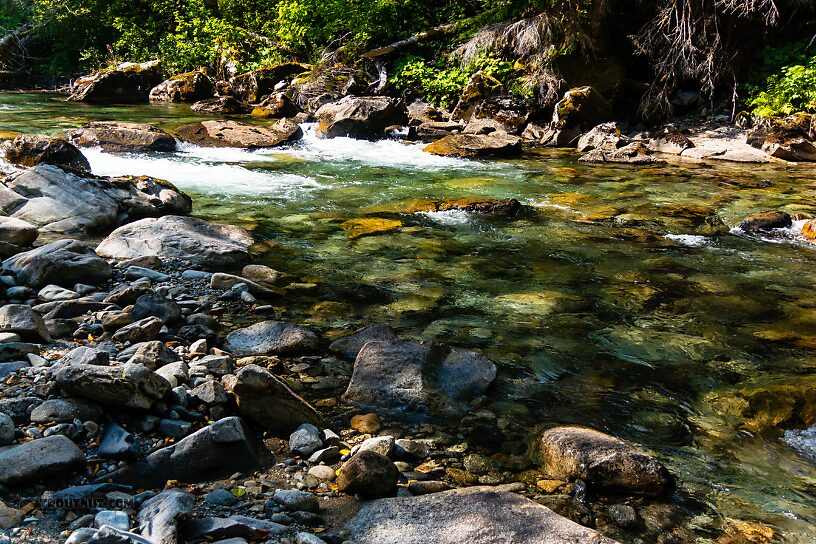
210,272 -> 279,298
449,72 -> 504,122
240,264 -> 282,287
38,284 -> 80,302
65,528 -> 98,544
96,216 -> 254,271
68,60 -> 163,103
68,122 -> 176,153
190,96 -> 250,114
4,133 -> 90,172
0,165 -> 190,236
464,96 -> 530,136
190,354 -> 233,377
315,97 -> 408,140
30,398 -> 102,424
0,500 -> 23,529
225,320 -> 319,355
105,284 -> 151,307
111,317 -> 163,343
747,113 -> 816,161
0,304 -> 50,342
344,486 -> 618,544
251,93 -> 301,118
738,211 -> 792,232
190,380 -> 230,405
350,413 -> 382,434
149,71 -> 215,103
579,142 -> 658,164
159,419 -> 192,438
111,417 -> 258,488
54,362 -> 170,410
406,480 -> 450,495
155,361 -> 189,388
125,266 -> 170,282
131,294 -> 181,324
0,412 -> 14,446
272,489 -> 319,513
230,63 -> 310,103
0,216 -> 37,248
205,488 -> 239,506
423,133 -> 522,158
174,119 -> 302,148
184,516 -> 287,542
336,451 -> 399,498
98,422 -> 139,460
607,504 -> 639,529
343,340 -> 496,417
803,219 -> 816,242
308,446 -> 340,464
123,341 -> 180,370
289,423 -> 324,457
95,511 -> 130,531
58,346 -> 110,366
576,122 -> 626,152
2,239 -> 112,288
647,129 -> 694,154
307,465 -> 336,481
544,86 -> 613,147
0,435 -> 86,486
534,426 -> 674,496
354,435 -> 394,458
137,489 -> 195,544
222,365 -> 321,433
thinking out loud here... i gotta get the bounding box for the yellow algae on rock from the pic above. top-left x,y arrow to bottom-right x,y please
341,218 -> 402,239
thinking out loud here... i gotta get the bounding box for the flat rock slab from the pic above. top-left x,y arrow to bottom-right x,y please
2,239 -> 112,288
0,435 -> 86,486
96,215 -> 254,271
69,121 -> 177,152
174,119 -> 302,148
345,486 -> 618,544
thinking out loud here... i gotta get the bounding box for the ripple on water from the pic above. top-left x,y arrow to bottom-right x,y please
783,426 -> 816,463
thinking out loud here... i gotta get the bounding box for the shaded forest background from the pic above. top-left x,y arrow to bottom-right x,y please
1,0 -> 815,119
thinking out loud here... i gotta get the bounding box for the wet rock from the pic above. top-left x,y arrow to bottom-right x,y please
137,489 -> 195,544
289,423 -> 324,457
345,486 -> 617,543
54,362 -> 170,410
4,134 -> 90,172
210,272 -> 279,298
343,339 -> 496,416
0,435 -> 86,486
122,341 -> 180,370
96,216 -> 254,271
738,211 -> 792,232
190,96 -> 250,114
337,450 -> 399,498
149,71 -> 215,103
423,133 -> 522,158
111,316 -> 163,343
111,417 -> 258,488
225,320 -> 319,355
230,63 -> 310,103
0,216 -> 38,248
272,489 -> 319,513
30,398 -> 102,424
98,422 -> 139,460
315,97 -> 408,140
251,93 -> 301,118
222,364 -> 320,433
534,426 -> 674,496
0,164 -> 190,235
68,122 -> 177,153
68,60 -> 163,103
0,304 -> 50,342
2,239 -> 111,289
174,119 -> 301,148
340,218 -> 402,239
607,504 -> 639,529
329,325 -> 398,360
240,264 -> 283,287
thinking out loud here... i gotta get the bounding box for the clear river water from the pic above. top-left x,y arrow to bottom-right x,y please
2,92 -> 816,541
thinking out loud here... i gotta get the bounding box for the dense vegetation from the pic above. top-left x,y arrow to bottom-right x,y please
1,0 -> 815,119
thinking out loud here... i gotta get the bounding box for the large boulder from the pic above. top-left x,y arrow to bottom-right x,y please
137,489 -> 195,544
111,417 -> 259,488
0,217 -> 38,247
738,211 -> 792,232
0,435 -> 86,486
2,239 -> 112,288
423,133 -> 522,158
0,304 -> 50,342
190,96 -> 250,114
53,363 -> 171,410
803,219 -> 816,242
4,134 -> 90,172
229,63 -> 311,103
534,426 -> 674,496
463,96 -> 530,136
68,122 -> 177,153
251,93 -> 301,119
68,60 -> 163,104
222,364 -> 321,433
0,164 -> 191,235
95,215 -> 254,270
174,119 -> 302,148
225,320 -> 319,355
149,71 -> 215,103
315,97 -> 408,140
747,113 -> 816,162
450,72 -> 504,122
538,87 -> 613,147
343,339 -> 496,417
345,486 -> 619,544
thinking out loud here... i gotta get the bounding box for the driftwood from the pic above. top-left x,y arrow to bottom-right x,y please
361,23 -> 457,58
0,24 -> 32,70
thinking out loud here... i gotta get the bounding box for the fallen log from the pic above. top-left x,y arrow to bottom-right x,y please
361,23 -> 458,58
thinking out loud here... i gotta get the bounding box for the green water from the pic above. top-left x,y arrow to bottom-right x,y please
3,92 -> 816,541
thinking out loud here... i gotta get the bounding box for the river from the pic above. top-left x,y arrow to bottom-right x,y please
2,92 -> 816,541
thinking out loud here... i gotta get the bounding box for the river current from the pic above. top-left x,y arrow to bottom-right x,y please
2,92 -> 816,541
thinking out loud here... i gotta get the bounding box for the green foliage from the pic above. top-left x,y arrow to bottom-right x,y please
0,0 -> 29,30
745,42 -> 816,117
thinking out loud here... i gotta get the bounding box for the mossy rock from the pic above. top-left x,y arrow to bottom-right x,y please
553,86 -> 613,130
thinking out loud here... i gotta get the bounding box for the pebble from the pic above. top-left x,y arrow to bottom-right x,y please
307,465 -> 336,481
204,488 -> 239,507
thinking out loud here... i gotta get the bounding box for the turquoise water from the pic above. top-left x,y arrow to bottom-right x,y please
3,92 -> 816,541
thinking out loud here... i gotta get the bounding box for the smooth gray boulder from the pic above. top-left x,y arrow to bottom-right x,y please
53,363 -> 170,410
96,216 -> 254,271
0,304 -> 50,342
111,417 -> 258,488
0,164 -> 191,235
225,320 -> 319,355
328,325 -> 398,360
343,339 -> 496,417
122,341 -> 180,370
345,486 -> 619,544
0,435 -> 86,486
30,398 -> 103,424
137,489 -> 195,544
222,365 -> 320,433
0,216 -> 38,247
111,317 -> 163,344
0,412 -> 14,445
2,239 -> 112,288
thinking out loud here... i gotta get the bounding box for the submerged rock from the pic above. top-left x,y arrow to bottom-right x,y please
4,134 -> 90,172
174,119 -> 301,148
96,215 -> 254,270
68,60 -> 163,104
68,121 -> 177,153
2,239 -> 112,288
315,96 -> 408,140
340,218 -> 403,239
423,133 -> 522,158
329,325 -> 399,359
534,426 -> 674,496
149,71 -> 215,103
0,435 -> 86,486
345,486 -> 618,544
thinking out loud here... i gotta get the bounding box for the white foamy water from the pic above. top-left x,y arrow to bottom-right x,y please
417,209 -> 474,225
730,219 -> 811,247
784,426 -> 816,463
665,233 -> 711,247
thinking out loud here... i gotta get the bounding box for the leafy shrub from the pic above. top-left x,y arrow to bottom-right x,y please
745,42 -> 816,117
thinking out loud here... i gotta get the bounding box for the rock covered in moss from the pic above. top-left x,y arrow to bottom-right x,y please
251,92 -> 301,118
149,71 -> 215,103
747,113 -> 816,162
190,96 -> 250,114
423,133 -> 521,158
68,60 -> 163,104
